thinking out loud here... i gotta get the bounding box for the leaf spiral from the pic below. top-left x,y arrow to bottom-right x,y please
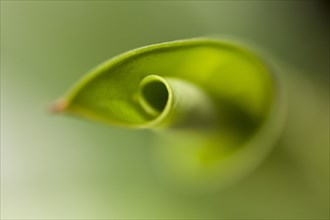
54,38 -> 286,191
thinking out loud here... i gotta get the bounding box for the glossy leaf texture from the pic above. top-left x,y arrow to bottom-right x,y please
54,38 -> 286,192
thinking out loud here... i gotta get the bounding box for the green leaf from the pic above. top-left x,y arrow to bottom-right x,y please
53,38 -> 286,191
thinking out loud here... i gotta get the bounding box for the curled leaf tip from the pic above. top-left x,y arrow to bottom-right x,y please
48,99 -> 68,114
57,38 -> 286,191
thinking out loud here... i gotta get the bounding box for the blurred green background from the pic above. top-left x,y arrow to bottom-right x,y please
1,1 -> 329,219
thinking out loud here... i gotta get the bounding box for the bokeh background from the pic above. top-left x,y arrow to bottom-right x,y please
1,1 -> 329,219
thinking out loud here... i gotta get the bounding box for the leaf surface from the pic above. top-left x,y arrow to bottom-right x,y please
55,38 -> 286,191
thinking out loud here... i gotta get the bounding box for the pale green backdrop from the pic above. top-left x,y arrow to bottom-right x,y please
1,1 -> 329,219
